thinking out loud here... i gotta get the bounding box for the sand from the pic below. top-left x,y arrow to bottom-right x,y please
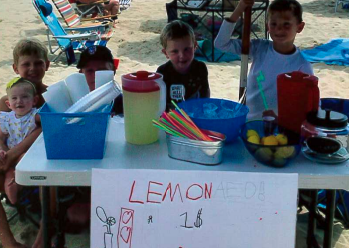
0,0 -> 349,247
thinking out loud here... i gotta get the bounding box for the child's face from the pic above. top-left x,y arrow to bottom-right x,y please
80,60 -> 115,91
162,35 -> 196,74
13,55 -> 50,86
7,85 -> 36,117
267,11 -> 305,53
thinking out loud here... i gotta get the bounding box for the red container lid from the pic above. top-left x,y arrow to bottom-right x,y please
121,71 -> 162,93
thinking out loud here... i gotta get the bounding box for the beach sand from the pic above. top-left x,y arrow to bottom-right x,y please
0,0 -> 349,247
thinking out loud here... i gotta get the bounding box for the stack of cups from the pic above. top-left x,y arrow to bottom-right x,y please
65,80 -> 121,113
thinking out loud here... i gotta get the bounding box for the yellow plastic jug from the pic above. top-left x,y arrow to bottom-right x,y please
121,71 -> 166,145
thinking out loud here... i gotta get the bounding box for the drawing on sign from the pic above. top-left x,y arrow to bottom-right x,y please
117,208 -> 134,248
180,208 -> 203,229
96,206 -> 116,248
194,208 -> 203,228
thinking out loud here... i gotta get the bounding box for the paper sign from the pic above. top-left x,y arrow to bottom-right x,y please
91,169 -> 298,248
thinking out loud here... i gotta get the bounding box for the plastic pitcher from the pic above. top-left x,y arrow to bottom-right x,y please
121,71 -> 166,145
277,71 -> 319,134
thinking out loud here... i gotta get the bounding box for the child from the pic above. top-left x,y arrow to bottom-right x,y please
157,20 -> 210,110
77,45 -> 123,115
214,0 -> 313,120
0,38 -> 49,248
0,78 -> 40,205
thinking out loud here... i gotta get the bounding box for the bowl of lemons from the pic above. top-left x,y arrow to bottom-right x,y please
240,120 -> 302,167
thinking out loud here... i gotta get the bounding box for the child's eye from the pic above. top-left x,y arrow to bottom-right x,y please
34,61 -> 45,67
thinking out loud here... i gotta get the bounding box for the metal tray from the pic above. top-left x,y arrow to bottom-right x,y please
166,130 -> 226,165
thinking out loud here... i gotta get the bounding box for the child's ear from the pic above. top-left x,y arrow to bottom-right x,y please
194,41 -> 198,51
5,99 -> 11,109
297,22 -> 305,33
33,95 -> 39,107
162,48 -> 169,59
12,63 -> 19,75
45,60 -> 50,71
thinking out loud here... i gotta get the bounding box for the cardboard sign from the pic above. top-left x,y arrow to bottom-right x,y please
91,169 -> 298,248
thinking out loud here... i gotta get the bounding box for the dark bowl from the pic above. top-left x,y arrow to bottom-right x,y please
240,120 -> 302,167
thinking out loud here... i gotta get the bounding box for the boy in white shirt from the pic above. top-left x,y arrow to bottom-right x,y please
215,0 -> 313,120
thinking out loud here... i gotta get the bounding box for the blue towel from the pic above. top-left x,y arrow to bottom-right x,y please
195,39 -> 240,62
301,38 -> 349,66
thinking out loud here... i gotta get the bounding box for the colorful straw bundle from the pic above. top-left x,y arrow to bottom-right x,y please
153,101 -> 214,141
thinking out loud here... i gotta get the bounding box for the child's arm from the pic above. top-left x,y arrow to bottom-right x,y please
227,0 -> 255,23
214,0 -> 254,53
0,128 -> 9,171
2,127 -> 41,171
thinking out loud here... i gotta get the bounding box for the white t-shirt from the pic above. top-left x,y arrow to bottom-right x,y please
0,108 -> 38,148
215,20 -> 314,120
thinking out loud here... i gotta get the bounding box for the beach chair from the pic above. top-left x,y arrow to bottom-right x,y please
0,187 -> 41,228
33,0 -> 109,64
41,0 -> 113,39
72,0 -> 119,19
119,0 -> 131,11
51,0 -> 115,27
335,0 -> 349,12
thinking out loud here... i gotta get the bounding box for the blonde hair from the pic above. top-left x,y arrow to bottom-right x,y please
13,38 -> 48,66
6,77 -> 36,97
160,20 -> 196,49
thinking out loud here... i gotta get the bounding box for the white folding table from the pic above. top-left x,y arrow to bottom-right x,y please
16,119 -> 349,248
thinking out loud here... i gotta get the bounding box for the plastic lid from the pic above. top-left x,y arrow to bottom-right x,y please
121,71 -> 162,93
307,109 -> 348,129
123,71 -> 162,81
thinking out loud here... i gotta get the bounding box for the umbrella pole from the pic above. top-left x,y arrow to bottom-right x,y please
239,7 -> 252,104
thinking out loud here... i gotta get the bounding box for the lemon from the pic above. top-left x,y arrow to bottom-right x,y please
247,129 -> 260,139
247,135 -> 260,145
261,137 -> 266,145
274,147 -> 295,159
254,148 -> 273,163
276,134 -> 288,145
263,135 -> 279,146
273,157 -> 287,167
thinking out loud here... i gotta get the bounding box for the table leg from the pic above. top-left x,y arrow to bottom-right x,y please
323,190 -> 336,248
211,11 -> 214,62
307,189 -> 321,248
42,186 -> 51,248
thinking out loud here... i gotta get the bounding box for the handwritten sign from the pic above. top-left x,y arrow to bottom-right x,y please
91,169 -> 298,248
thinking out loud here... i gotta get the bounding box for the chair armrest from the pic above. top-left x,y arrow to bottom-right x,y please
76,0 -> 107,6
53,33 -> 100,41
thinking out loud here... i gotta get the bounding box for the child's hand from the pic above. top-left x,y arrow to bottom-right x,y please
238,0 -> 255,10
0,150 -> 6,161
229,0 -> 255,23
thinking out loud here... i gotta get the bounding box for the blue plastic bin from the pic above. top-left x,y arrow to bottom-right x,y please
178,98 -> 249,143
39,103 -> 112,159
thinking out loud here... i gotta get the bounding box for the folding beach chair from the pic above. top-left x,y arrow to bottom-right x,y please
335,0 -> 349,12
119,0 -> 131,11
72,0 -> 119,19
51,0 -> 116,27
33,0 -> 109,64
43,0 -> 113,39
0,187 -> 41,228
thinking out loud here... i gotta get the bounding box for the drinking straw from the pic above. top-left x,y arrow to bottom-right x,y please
161,112 -> 198,140
170,101 -> 214,140
256,71 -> 269,110
152,120 -> 186,138
169,110 -> 212,141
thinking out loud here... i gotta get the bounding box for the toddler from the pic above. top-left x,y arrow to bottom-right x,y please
0,77 -> 40,205
157,20 -> 210,110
